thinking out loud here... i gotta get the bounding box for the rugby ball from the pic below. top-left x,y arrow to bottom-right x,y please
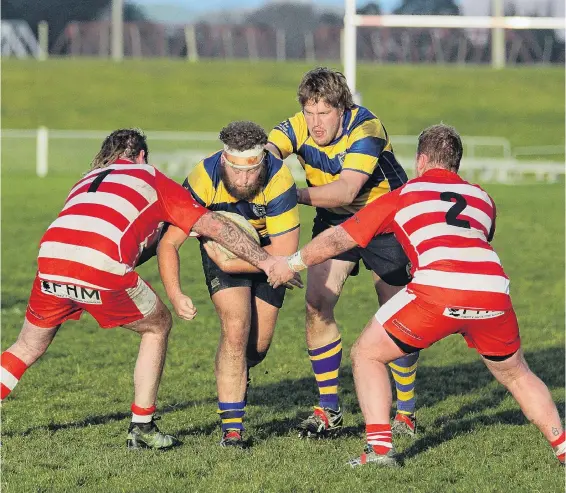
205,211 -> 261,260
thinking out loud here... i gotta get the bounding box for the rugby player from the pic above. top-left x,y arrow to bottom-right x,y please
266,67 -> 420,437
158,121 -> 300,447
268,124 -> 565,467
0,128 -> 283,450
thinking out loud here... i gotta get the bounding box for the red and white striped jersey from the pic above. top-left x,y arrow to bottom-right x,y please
37,159 -> 207,291
342,168 -> 511,310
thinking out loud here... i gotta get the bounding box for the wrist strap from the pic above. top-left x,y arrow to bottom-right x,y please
287,251 -> 307,272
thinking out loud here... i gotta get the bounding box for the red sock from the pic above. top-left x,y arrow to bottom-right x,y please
551,431 -> 565,463
131,403 -> 156,424
366,423 -> 392,455
1,351 -> 28,400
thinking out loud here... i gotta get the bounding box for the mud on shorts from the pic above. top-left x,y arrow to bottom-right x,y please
312,209 -> 411,286
25,274 -> 158,329
375,287 -> 521,358
199,241 -> 286,309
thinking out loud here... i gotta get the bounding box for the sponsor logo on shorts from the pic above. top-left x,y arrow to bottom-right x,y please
210,277 -> 220,290
443,308 -> 505,320
392,319 -> 423,340
41,281 -> 102,304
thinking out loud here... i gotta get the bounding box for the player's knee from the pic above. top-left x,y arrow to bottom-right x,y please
350,338 -> 370,365
150,302 -> 173,337
484,350 -> 527,386
220,320 -> 249,352
305,293 -> 337,326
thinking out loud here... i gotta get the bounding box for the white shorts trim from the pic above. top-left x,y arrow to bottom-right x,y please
126,278 -> 157,317
375,288 -> 416,325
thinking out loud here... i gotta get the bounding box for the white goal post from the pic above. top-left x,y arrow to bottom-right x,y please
343,0 -> 566,96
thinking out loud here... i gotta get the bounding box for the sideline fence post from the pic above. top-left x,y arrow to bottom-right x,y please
36,127 -> 48,178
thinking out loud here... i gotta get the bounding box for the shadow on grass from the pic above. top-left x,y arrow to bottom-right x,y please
5,346 -> 563,445
2,397 -> 216,438
249,345 -> 564,406
247,346 -> 564,441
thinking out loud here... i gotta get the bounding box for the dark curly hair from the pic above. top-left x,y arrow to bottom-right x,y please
417,124 -> 463,172
297,67 -> 354,110
219,121 -> 267,152
90,128 -> 148,171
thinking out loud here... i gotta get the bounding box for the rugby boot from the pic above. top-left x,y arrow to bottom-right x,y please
126,417 -> 179,450
220,429 -> 246,448
348,444 -> 400,468
391,412 -> 417,437
298,406 -> 343,438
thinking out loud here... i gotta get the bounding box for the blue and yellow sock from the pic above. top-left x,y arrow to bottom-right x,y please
389,352 -> 420,415
217,401 -> 245,432
308,336 -> 342,411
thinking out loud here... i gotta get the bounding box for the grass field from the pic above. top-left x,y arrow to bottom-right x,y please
2,60 -> 564,149
1,174 -> 564,492
1,60 -> 565,492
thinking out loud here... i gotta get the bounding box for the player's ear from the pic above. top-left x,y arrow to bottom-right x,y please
416,153 -> 428,176
135,150 -> 147,164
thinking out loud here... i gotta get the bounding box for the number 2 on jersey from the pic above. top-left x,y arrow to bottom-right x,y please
440,191 -> 470,229
88,169 -> 114,193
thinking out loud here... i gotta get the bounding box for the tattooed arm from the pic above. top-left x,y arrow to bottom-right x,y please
192,211 -> 274,272
301,226 -> 357,267
267,226 -> 357,288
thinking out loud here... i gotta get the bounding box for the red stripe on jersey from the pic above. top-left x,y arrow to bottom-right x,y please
67,182 -> 149,211
40,228 -> 120,260
423,260 -> 508,277
415,236 -> 492,254
59,203 -> 130,231
415,236 -> 493,255
38,258 -> 137,289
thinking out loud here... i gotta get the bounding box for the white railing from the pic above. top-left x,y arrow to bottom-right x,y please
2,128 -> 563,184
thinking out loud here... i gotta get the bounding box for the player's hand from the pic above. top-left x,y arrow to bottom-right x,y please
171,293 -> 197,321
202,239 -> 226,265
267,256 -> 301,289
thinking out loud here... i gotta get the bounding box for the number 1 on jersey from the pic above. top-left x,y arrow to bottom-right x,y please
440,191 -> 471,229
88,169 -> 114,193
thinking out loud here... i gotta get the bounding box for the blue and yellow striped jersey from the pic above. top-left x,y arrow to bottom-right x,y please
268,105 -> 408,216
183,151 -> 299,240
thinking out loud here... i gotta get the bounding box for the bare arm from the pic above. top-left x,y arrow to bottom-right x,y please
215,227 -> 300,274
192,211 -> 274,273
298,170 -> 369,208
157,225 -> 198,320
300,226 -> 357,267
267,226 -> 357,288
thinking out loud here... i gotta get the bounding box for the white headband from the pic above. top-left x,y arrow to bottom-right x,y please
223,145 -> 264,159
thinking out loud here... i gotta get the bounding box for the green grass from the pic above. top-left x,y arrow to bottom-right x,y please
2,60 -> 564,150
1,60 -> 565,491
1,173 -> 564,492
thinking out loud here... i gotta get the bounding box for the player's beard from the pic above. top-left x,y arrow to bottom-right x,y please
220,162 -> 267,202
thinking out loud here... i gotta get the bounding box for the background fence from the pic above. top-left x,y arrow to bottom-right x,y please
2,128 -> 563,184
2,19 -> 565,64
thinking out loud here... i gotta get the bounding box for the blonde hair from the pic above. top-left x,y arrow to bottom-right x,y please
90,128 -> 148,171
297,67 -> 354,110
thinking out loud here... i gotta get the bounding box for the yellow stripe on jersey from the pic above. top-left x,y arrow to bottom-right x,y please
184,151 -> 299,239
268,105 -> 408,216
